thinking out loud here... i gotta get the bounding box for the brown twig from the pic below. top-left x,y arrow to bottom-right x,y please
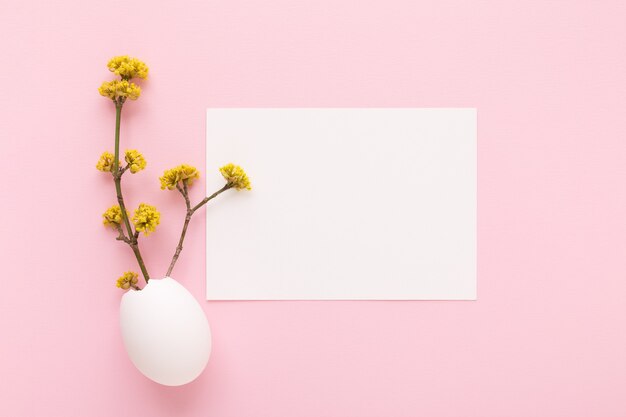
166,182 -> 232,277
119,164 -> 129,176
111,101 -> 151,283
115,224 -> 131,244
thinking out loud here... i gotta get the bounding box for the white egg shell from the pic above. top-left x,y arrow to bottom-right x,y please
120,277 -> 211,386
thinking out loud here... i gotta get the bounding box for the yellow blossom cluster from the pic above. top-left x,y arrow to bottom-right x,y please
107,56 -> 149,80
159,164 -> 200,190
132,203 -> 160,235
220,163 -> 251,190
124,150 -> 147,173
102,205 -> 127,228
116,271 -> 139,290
98,80 -> 141,101
96,151 -> 119,172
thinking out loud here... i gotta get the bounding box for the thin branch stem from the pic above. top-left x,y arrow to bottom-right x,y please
191,183 -> 232,214
115,224 -> 131,244
166,182 -> 233,277
112,101 -> 151,283
177,183 -> 191,211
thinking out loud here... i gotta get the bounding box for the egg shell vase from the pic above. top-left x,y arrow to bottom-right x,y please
119,277 -> 211,386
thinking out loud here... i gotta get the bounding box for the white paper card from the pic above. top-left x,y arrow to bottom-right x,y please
206,108 -> 476,300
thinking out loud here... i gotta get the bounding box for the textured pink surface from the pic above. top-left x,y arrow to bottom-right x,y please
1,0 -> 626,416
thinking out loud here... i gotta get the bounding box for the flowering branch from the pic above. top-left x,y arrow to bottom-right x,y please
98,55 -> 251,291
98,56 -> 157,289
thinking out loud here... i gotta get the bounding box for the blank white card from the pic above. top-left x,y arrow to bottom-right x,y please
206,109 -> 476,300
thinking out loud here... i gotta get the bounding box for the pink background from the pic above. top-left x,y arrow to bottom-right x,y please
1,0 -> 626,415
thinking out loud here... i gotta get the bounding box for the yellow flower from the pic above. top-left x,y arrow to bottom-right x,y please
220,163 -> 251,190
96,151 -> 120,172
98,80 -> 141,101
132,203 -> 160,235
107,56 -> 149,80
116,271 -> 139,290
124,150 -> 147,173
102,205 -> 127,228
159,164 -> 200,190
